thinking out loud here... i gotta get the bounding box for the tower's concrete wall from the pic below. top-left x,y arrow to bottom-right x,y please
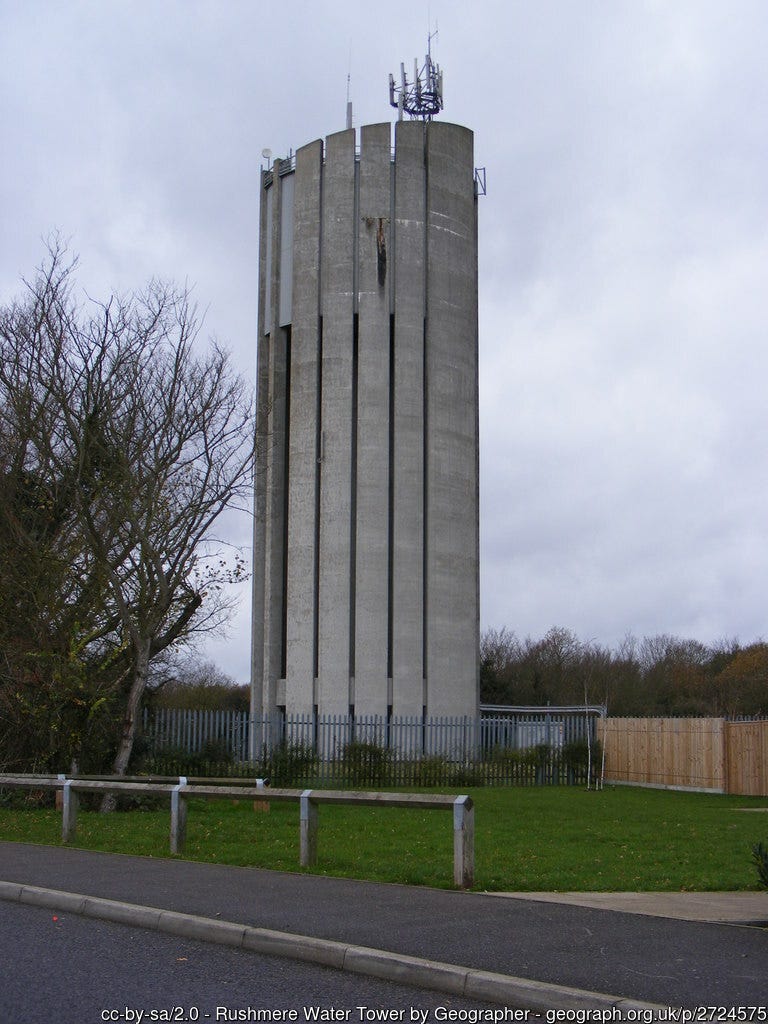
424,122 -> 479,717
355,122 -> 393,716
391,120 -> 427,716
284,140 -> 322,714
317,128 -> 356,715
252,120 -> 479,724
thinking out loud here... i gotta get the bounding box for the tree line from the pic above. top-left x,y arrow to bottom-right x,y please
149,658 -> 250,712
481,626 -> 767,717
149,625 -> 768,721
0,243 -> 254,786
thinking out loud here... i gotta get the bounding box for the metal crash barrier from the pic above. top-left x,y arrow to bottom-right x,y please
0,775 -> 474,888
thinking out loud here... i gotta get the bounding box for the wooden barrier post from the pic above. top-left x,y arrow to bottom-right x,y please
170,777 -> 188,855
453,795 -> 474,889
55,773 -> 66,811
300,789 -> 318,866
253,777 -> 270,813
61,780 -> 79,844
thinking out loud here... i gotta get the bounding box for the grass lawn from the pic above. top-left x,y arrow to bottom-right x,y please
1,785 -> 766,892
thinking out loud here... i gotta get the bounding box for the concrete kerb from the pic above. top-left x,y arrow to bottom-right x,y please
0,881 -> 667,1013
157,909 -> 248,947
244,928 -> 348,969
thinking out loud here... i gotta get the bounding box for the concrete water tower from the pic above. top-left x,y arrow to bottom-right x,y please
251,47 -> 479,731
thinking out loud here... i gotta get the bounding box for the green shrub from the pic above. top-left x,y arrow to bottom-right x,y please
141,742 -> 234,778
561,739 -> 590,771
751,841 -> 768,889
485,745 -> 541,784
410,755 -> 448,787
489,745 -> 524,765
449,761 -> 486,787
112,791 -> 167,811
198,739 -> 234,765
266,742 -> 317,785
0,786 -> 56,809
561,739 -> 603,783
533,743 -> 552,765
342,740 -> 391,786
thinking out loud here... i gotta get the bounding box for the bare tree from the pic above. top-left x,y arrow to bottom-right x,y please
150,655 -> 249,711
479,627 -> 523,704
0,243 -> 254,792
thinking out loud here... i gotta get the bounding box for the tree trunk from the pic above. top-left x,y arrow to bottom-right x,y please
100,644 -> 150,812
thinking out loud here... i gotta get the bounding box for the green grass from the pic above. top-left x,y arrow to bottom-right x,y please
1,786 -> 766,892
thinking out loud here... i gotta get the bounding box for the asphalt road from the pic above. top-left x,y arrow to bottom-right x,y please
1,901 -> 493,1024
3,843 -> 766,1009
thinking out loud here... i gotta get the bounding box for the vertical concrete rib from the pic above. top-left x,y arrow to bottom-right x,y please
251,168 -> 271,729
354,122 -> 392,717
255,164 -> 290,718
424,122 -> 479,718
391,120 -> 427,717
263,316 -> 288,705
317,128 -> 356,715
285,139 -> 323,714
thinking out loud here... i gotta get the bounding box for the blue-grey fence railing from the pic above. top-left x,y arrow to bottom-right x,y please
141,706 -> 605,764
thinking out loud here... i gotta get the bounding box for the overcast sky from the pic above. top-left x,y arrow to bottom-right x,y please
2,0 -> 767,682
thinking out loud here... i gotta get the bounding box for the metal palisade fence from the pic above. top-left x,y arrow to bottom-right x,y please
140,706 -> 605,786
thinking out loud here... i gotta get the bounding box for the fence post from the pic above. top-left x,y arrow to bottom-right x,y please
300,789 -> 317,867
170,777 -> 188,855
453,795 -> 474,889
61,780 -> 78,843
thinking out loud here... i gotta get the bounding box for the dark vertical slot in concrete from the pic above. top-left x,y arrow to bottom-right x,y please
280,325 -> 292,679
313,316 -> 323,682
387,313 -> 395,680
349,312 -> 359,679
422,125 -> 429,692
422,316 -> 428,685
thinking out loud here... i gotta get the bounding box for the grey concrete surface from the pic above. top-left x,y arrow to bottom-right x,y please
423,119 -> 479,721
283,136 -> 323,716
254,120 -> 479,724
354,120 -> 392,719
1,841 -> 766,1012
391,118 -> 426,718
317,126 -> 356,718
491,891 -> 768,924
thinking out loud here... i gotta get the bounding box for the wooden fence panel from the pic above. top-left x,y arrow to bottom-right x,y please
726,720 -> 768,796
598,717 -> 727,792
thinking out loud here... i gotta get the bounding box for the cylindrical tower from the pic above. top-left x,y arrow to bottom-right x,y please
251,118 -> 479,730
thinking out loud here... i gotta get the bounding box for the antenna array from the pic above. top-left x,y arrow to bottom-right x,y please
389,34 -> 443,121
